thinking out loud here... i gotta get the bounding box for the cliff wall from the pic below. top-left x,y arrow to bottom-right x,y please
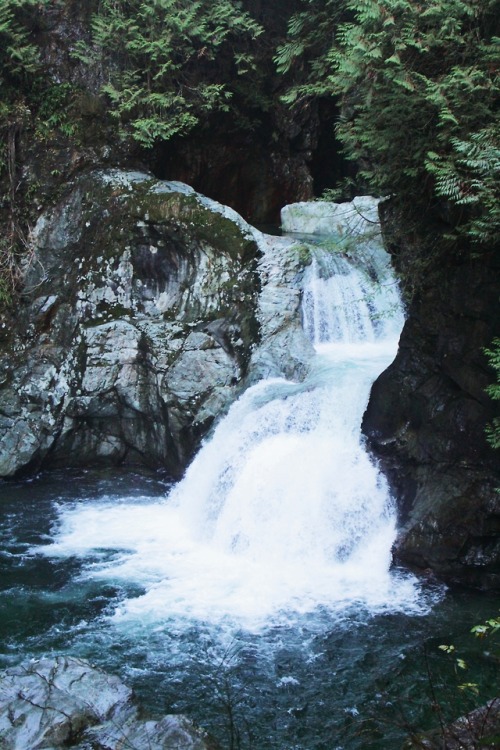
363,210 -> 500,590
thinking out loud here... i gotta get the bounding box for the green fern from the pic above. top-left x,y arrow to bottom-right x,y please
277,0 -> 500,248
485,339 -> 500,449
75,0 -> 263,147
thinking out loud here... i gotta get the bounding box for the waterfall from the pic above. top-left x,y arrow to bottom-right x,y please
41,236 -> 421,628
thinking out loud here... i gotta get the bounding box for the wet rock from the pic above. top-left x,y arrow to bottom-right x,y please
281,196 -> 381,238
363,208 -> 500,591
403,697 -> 500,749
0,172 -> 258,476
0,656 -> 217,750
248,232 -> 314,382
0,171 -> 311,478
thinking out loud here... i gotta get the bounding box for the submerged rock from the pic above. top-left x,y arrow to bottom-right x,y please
0,171 -> 311,478
0,656 -> 217,750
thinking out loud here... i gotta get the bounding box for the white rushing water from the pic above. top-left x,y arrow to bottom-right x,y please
41,237 -> 423,629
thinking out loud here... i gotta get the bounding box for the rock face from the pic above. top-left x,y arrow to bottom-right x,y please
154,125 -> 316,225
0,171 -> 311,479
0,656 -> 217,750
363,218 -> 500,590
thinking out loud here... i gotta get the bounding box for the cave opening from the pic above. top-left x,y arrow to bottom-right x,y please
149,101 -> 351,226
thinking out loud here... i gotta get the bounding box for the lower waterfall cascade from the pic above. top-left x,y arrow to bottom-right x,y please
37,233 -> 428,629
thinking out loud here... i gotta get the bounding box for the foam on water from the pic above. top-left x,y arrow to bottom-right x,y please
39,240 -> 426,631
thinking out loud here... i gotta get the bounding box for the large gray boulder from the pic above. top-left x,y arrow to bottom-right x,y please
0,171 -> 311,478
0,656 -> 217,749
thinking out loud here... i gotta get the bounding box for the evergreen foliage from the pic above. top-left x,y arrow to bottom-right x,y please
277,0 -> 500,246
485,339 -> 500,450
0,0 -> 49,306
0,0 -> 47,161
74,0 -> 263,148
0,0 -> 44,101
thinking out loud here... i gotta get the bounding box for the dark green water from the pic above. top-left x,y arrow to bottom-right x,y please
0,469 -> 498,749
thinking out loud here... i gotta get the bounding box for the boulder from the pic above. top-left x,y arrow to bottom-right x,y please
0,655 -> 217,750
281,196 -> 381,238
0,171 -> 312,478
403,697 -> 500,749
